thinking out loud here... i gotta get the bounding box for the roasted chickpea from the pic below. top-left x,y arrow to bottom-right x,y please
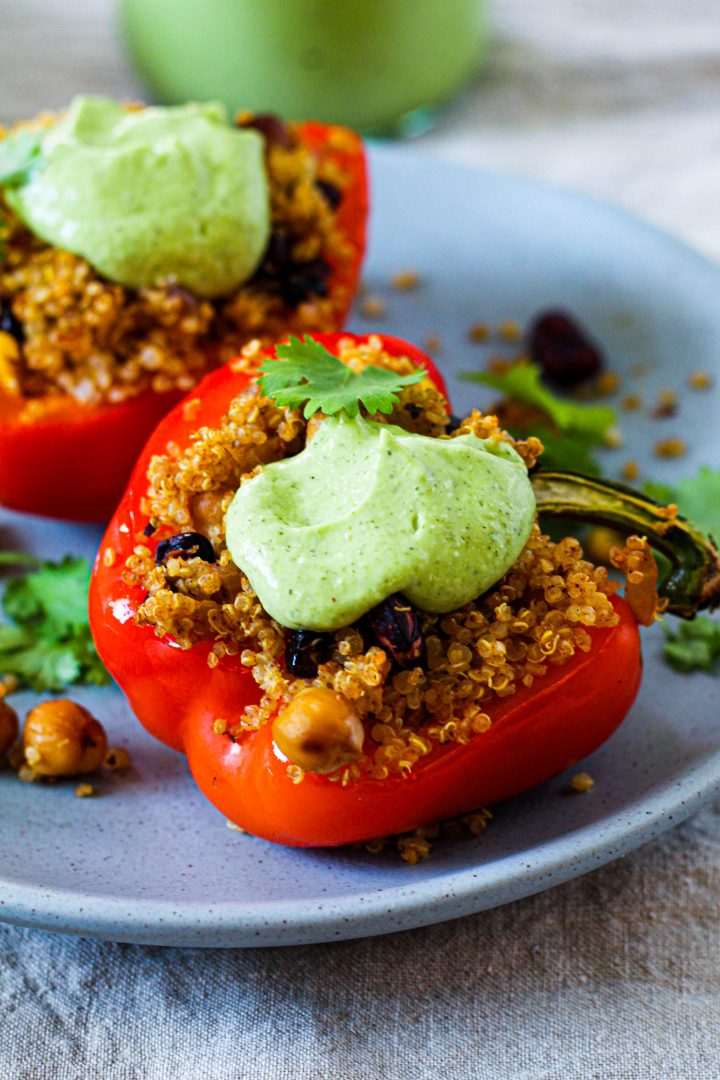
272,687 -> 364,774
0,698 -> 19,758
23,699 -> 107,778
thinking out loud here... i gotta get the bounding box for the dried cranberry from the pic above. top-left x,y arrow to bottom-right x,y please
238,113 -> 294,149
368,593 -> 424,668
315,179 -> 342,211
155,532 -> 216,566
286,629 -> 333,678
530,311 -> 603,387
0,299 -> 24,343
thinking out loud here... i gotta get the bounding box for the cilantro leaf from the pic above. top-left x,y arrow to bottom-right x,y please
0,553 -> 109,692
259,335 -> 426,419
463,362 -> 616,445
663,617 -> 720,673
0,129 -> 45,187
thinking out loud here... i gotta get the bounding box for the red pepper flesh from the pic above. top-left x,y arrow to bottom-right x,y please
90,333 -> 640,847
0,121 -> 367,523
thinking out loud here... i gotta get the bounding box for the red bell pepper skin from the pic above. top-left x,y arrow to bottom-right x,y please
90,332 -> 640,847
0,121 -> 367,523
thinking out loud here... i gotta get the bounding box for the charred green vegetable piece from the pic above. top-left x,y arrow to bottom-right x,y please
531,470 -> 720,619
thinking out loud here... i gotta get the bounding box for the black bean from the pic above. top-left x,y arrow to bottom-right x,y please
315,179 -> 343,211
280,259 -> 331,307
0,299 -> 24,343
446,413 -> 463,432
286,629 -> 333,678
529,311 -> 603,387
368,593 -> 424,668
238,113 -> 294,149
155,532 -> 216,566
143,521 -> 157,537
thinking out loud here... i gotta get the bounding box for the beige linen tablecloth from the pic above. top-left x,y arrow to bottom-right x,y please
1,2 -> 719,1076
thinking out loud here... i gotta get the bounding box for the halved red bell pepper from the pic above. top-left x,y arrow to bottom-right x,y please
0,122 -> 367,523
90,332 -> 716,848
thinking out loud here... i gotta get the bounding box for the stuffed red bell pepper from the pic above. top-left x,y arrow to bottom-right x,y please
0,97 -> 367,521
89,331 -> 720,848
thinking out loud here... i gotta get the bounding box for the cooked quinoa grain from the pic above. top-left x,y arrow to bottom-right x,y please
0,110 -> 355,406
125,337 -> 621,786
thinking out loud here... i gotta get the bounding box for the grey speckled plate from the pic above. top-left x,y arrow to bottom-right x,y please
2,146 -> 720,947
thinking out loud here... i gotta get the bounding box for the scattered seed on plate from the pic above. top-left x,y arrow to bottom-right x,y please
688,371 -> 712,390
468,321 -> 490,343
390,269 -> 421,292
498,319 -> 522,342
570,772 -> 595,793
359,295 -> 386,318
594,371 -> 620,396
603,428 -> 623,449
621,394 -> 642,411
651,388 -> 677,419
424,335 -> 442,353
621,460 -> 640,482
212,718 -> 228,736
75,782 -> 95,798
654,437 -> 687,458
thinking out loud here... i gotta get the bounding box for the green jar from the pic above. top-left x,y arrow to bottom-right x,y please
120,0 -> 486,136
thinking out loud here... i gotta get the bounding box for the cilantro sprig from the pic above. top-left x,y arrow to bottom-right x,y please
0,553 -> 109,692
259,335 -> 426,419
0,129 -> 45,187
462,361 -> 617,475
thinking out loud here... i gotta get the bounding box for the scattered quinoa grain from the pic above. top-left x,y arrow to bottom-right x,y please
498,319 -> 522,342
359,295 -> 386,319
595,371 -> 620,396
212,718 -> 228,736
468,322 -> 490,343
74,782 -> 95,798
423,334 -> 442,353
621,460 -> 640,482
688,371 -> 712,390
102,546 -> 116,567
621,394 -> 642,411
651,388 -> 677,419
570,772 -> 595,793
390,269 -> 421,292
654,437 -> 687,459
603,427 -> 623,449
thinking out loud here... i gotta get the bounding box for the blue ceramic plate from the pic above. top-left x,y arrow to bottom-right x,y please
2,146 -> 720,947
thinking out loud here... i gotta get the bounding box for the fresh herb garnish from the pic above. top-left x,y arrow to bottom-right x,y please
0,553 -> 109,691
0,129 -> 45,187
663,617 -> 720,673
259,335 -> 426,419
462,361 -> 616,473
641,467 -> 720,673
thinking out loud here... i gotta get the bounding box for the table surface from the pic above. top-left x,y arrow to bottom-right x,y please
1,1 -> 719,1078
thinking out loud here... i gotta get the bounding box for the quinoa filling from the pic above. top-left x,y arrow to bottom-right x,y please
122,336 -> 621,786
0,112 -> 355,405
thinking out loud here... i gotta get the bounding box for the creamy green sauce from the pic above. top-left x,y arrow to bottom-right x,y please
226,415 -> 536,632
5,95 -> 270,298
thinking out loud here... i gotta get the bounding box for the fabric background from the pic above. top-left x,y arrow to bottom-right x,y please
1,1 -> 719,1077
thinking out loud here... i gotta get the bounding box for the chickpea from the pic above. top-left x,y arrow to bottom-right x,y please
23,699 -> 108,778
0,698 -> 19,758
272,687 -> 364,774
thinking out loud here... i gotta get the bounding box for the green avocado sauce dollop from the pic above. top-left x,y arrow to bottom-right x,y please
4,95 -> 270,298
226,414 -> 537,632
